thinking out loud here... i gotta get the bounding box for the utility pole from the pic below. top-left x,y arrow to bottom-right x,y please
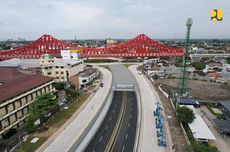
178,18 -> 193,97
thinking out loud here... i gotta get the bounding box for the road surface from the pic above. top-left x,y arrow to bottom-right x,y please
84,64 -> 138,152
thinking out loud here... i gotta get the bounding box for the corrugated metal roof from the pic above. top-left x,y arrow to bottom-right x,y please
0,67 -> 54,103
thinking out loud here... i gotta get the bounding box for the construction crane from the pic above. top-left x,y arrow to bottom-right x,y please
178,18 -> 193,97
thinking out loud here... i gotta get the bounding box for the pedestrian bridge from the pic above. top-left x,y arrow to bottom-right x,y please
112,83 -> 135,91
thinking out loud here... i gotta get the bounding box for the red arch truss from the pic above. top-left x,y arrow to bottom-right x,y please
0,34 -> 183,60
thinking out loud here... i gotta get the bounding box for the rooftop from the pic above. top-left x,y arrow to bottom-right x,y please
177,98 -> 199,105
220,101 -> 230,111
78,68 -> 97,77
0,58 -> 40,68
185,105 -> 216,140
0,67 -> 54,103
213,119 -> 230,134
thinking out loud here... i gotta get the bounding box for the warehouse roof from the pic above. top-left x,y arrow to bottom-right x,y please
0,67 -> 54,103
185,105 -> 216,140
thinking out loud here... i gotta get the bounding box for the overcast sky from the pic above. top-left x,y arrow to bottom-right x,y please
0,0 -> 229,40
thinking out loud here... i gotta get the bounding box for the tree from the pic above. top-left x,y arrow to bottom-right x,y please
26,93 -> 58,133
53,82 -> 65,90
152,74 -> 158,80
177,106 -> 196,124
226,57 -> 230,64
191,62 -> 205,70
30,93 -> 58,117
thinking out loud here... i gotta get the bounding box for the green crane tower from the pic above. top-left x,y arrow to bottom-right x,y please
178,18 -> 193,97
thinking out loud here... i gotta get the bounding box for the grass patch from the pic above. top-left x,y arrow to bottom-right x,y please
13,93 -> 90,152
14,136 -> 48,152
46,93 -> 90,127
123,64 -> 132,68
84,59 -> 117,63
207,103 -> 225,120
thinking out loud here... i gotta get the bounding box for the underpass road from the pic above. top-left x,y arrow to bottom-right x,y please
84,91 -> 123,152
85,64 -> 138,152
112,91 -> 137,152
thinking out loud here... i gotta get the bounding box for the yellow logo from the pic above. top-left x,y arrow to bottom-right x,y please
210,9 -> 223,22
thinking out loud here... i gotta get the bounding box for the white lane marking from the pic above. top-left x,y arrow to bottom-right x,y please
105,125 -> 108,130
130,114 -> 132,119
125,133 -> 128,139
131,107 -> 132,111
128,122 -> 130,128
122,145 -> 126,152
99,136 -> 103,142
110,116 -> 112,120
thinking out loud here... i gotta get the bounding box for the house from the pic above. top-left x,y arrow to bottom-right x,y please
204,62 -> 222,72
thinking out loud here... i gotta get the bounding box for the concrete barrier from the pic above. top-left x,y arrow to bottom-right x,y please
68,67 -> 113,152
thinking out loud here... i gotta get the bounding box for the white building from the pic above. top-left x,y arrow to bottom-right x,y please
184,105 -> 216,143
39,54 -> 84,82
61,50 -> 81,60
78,68 -> 99,89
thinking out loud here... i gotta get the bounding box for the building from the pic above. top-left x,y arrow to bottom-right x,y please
184,105 -> 216,144
61,50 -> 81,60
106,38 -> 118,47
0,58 -> 40,69
78,68 -> 99,89
39,54 -> 84,82
0,67 -> 55,139
190,53 -> 230,62
204,62 -> 222,73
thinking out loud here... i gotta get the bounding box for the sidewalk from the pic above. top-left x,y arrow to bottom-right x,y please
37,67 -> 112,152
129,65 -> 166,152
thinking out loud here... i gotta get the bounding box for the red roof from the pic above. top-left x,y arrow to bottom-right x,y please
0,68 -> 54,103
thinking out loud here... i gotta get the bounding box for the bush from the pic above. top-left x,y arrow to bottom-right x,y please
192,142 -> 217,152
177,106 -> 196,124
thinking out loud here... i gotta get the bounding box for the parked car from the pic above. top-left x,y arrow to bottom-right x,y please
100,83 -> 104,87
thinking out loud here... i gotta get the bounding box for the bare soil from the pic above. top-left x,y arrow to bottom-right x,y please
153,82 -> 190,152
158,79 -> 230,101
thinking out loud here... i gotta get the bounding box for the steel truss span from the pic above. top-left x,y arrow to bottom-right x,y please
0,34 -> 183,60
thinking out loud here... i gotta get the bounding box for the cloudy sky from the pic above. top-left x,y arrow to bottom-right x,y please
0,0 -> 229,40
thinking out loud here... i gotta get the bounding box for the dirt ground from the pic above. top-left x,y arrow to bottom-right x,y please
158,79 -> 230,101
154,83 -> 190,152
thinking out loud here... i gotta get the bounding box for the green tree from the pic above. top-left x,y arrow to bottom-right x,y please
191,62 -> 205,70
177,106 -> 196,124
152,74 -> 158,80
26,93 -> 58,133
226,57 -> 230,64
53,82 -> 65,90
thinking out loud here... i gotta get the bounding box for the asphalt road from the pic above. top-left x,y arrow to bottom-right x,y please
85,64 -> 138,152
84,91 -> 123,152
112,91 -> 137,152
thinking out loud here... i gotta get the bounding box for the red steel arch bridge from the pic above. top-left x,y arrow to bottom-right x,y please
0,34 -> 183,60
